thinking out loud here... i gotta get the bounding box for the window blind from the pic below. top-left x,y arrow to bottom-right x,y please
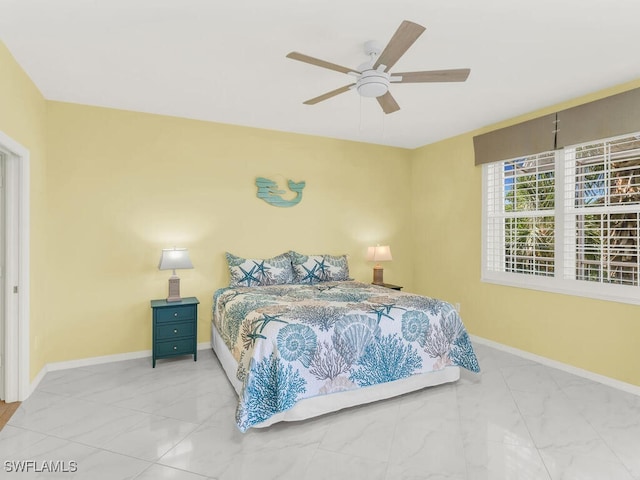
564,134 -> 640,286
486,152 -> 556,276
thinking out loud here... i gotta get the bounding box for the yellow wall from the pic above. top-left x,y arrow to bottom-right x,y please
410,79 -> 640,387
0,42 -> 48,378
44,101 -> 413,362
2,37 -> 639,388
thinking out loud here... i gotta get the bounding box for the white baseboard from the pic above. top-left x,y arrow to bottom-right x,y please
29,367 -> 48,398
471,335 -> 640,397
47,349 -> 153,373
29,342 -> 213,397
31,338 -> 638,400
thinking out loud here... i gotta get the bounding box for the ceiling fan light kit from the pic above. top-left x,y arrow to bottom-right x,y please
356,69 -> 390,98
286,20 -> 470,114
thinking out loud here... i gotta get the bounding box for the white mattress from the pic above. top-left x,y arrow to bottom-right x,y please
210,321 -> 460,429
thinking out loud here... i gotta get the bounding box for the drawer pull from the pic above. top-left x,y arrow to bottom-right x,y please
173,329 -> 178,334
173,312 -> 178,317
173,346 -> 178,350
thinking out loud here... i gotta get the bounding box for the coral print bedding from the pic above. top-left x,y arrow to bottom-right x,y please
213,281 -> 480,432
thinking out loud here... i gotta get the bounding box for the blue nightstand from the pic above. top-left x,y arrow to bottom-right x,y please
150,297 -> 199,367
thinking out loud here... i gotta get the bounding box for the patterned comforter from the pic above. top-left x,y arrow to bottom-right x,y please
212,281 -> 480,432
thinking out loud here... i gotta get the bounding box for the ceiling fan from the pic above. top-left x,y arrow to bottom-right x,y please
286,20 -> 470,114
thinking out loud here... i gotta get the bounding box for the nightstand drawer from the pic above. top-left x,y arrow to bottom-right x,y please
155,338 -> 195,357
155,305 -> 196,323
156,321 -> 195,340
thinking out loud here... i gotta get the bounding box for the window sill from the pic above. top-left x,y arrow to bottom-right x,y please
481,271 -> 640,306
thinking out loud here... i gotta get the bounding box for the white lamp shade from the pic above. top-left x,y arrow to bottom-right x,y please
366,245 -> 392,262
158,248 -> 194,271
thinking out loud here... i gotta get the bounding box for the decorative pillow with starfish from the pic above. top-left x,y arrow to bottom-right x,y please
289,251 -> 351,284
226,252 -> 296,287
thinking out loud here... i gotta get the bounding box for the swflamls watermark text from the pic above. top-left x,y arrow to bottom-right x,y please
4,460 -> 78,473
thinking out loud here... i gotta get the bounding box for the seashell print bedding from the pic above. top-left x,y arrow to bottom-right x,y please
212,281 -> 480,432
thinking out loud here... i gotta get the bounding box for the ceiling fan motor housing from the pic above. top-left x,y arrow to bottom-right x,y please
357,69 -> 390,98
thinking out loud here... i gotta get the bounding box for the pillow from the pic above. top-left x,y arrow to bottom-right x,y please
226,252 -> 295,287
290,251 -> 351,284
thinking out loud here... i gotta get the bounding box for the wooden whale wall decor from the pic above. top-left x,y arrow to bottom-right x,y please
256,177 -> 306,207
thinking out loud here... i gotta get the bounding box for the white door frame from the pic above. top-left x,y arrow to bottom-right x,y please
0,130 -> 30,403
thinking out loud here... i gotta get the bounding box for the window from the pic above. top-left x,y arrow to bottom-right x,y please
486,152 -> 555,277
483,132 -> 640,305
565,136 -> 640,286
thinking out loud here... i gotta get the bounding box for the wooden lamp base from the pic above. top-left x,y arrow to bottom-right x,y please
166,275 -> 182,302
372,265 -> 384,285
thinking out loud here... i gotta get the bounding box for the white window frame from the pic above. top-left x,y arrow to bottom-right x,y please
482,138 -> 640,306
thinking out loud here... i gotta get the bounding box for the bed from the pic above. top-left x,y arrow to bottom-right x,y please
211,251 -> 480,432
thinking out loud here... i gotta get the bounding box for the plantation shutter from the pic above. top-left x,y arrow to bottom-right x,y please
563,134 -> 640,286
485,152 -> 556,276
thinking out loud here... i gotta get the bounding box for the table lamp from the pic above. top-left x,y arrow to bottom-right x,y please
367,245 -> 392,284
158,247 -> 193,302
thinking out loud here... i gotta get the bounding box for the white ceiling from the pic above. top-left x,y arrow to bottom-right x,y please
1,0 -> 640,149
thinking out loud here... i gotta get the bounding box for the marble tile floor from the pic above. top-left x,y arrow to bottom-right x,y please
1,343 -> 639,479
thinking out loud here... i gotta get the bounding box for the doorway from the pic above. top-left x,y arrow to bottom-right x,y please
0,130 -> 30,403
0,153 -> 5,400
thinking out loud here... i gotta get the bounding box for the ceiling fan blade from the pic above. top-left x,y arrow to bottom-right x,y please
377,91 -> 400,114
303,84 -> 355,105
394,69 -> 471,83
287,52 -> 359,75
373,20 -> 426,72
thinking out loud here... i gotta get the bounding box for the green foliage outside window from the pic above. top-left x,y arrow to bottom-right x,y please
503,155 -> 555,276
